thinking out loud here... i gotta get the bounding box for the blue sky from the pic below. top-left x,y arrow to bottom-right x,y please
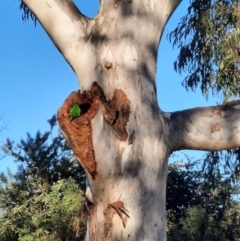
0,1 -> 216,172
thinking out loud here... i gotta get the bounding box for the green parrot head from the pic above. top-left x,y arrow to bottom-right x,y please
70,103 -> 81,122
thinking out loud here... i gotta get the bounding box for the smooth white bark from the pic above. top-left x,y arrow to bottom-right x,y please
168,101 -> 240,152
22,0 -> 97,90
22,0 -> 182,90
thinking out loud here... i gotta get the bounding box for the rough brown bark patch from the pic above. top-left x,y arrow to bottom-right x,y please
103,205 -> 115,239
57,91 -> 99,179
57,87 -> 131,181
108,200 -> 129,228
102,89 -> 131,141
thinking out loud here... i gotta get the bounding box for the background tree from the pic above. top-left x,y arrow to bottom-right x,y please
12,0 -> 240,239
2,116 -> 85,187
167,156 -> 240,241
169,0 -> 240,101
0,113 -> 8,161
0,117 -> 86,240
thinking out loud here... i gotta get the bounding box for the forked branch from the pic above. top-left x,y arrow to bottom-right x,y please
22,0 -> 89,70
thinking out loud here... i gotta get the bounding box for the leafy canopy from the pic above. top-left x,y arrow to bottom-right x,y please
19,0 -> 36,23
0,175 -> 86,241
167,158 -> 240,241
169,0 -> 240,101
0,117 -> 86,240
2,116 -> 85,188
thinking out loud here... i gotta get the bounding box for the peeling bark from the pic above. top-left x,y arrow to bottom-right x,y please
57,86 -> 131,180
101,89 -> 131,141
57,91 -> 99,179
108,200 -> 129,228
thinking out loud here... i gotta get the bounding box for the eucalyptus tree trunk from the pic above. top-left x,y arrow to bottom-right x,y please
21,0 -> 240,240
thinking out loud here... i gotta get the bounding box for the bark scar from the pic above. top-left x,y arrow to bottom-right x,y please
91,82 -> 131,141
108,201 -> 129,228
57,91 -> 99,180
128,131 -> 135,145
57,84 -> 131,180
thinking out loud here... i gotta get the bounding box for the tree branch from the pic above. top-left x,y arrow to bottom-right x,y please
168,100 -> 240,152
22,0 -> 91,77
158,0 -> 183,23
100,0 -> 182,20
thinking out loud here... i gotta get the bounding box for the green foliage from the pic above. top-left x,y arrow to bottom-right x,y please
167,160 -> 201,219
0,176 -> 86,241
167,158 -> 240,241
169,0 -> 240,101
203,149 -> 240,184
176,204 -> 240,241
2,116 -> 85,188
0,116 -> 86,240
